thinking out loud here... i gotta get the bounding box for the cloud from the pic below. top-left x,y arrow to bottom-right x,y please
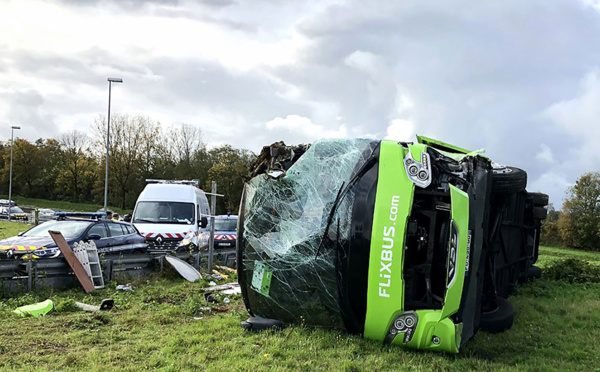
536,144 -> 555,164
385,119 -> 414,142
528,171 -> 572,206
265,115 -> 347,143
542,68 -> 600,173
2,0 -> 600,209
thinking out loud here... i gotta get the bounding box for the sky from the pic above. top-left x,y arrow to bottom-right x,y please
2,0 -> 600,208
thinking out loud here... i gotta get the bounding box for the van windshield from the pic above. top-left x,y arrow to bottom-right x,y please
133,202 -> 195,225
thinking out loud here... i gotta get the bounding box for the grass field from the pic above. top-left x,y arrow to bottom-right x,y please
0,221 -> 32,240
0,247 -> 599,371
0,195 -> 132,215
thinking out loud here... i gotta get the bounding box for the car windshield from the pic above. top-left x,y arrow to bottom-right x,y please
23,220 -> 91,239
8,207 -> 24,213
214,219 -> 237,232
133,202 -> 195,224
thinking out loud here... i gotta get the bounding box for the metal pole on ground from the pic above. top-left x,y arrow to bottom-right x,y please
208,181 -> 217,272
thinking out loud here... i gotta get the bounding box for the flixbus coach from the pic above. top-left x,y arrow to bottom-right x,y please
237,137 -> 548,353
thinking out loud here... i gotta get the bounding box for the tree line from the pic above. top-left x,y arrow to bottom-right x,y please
541,172 -> 600,251
3,118 -> 600,252
0,115 -> 255,214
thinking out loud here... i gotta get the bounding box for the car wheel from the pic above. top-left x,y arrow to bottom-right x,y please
479,297 -> 514,333
529,192 -> 549,207
492,166 -> 527,193
533,207 -> 548,220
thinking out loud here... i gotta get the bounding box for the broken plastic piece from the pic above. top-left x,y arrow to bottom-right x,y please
13,299 -> 54,317
75,299 -> 114,312
165,255 -> 202,282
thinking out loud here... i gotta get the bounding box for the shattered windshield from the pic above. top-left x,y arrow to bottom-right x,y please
240,138 -> 377,328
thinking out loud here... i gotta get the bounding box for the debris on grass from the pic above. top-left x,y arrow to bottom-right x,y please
13,299 -> 54,317
165,256 -> 202,282
216,265 -> 236,274
75,299 -> 114,312
212,269 -> 228,279
204,283 -> 240,293
116,283 -> 133,291
207,273 -> 224,281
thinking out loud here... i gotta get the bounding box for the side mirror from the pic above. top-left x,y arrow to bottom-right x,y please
199,216 -> 208,228
87,234 -> 101,241
17,231 -> 25,236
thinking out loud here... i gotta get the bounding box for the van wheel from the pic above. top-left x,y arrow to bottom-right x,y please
480,297 -> 514,333
492,166 -> 527,193
533,207 -> 548,220
529,192 -> 549,207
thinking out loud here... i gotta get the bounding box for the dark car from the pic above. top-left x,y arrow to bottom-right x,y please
0,215 -> 147,259
0,206 -> 29,222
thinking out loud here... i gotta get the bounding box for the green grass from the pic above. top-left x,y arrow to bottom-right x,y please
0,247 -> 599,371
0,195 -> 132,215
538,246 -> 600,267
0,221 -> 32,240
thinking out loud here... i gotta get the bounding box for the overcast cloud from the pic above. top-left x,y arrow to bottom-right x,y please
2,0 -> 600,207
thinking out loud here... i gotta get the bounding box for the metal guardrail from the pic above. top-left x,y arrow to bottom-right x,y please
0,248 -> 236,294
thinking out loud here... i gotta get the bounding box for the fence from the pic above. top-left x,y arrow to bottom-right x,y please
0,248 -> 236,294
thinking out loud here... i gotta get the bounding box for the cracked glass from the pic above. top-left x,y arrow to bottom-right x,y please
240,138 -> 377,328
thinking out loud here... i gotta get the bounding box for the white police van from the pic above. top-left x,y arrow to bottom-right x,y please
132,179 -> 209,252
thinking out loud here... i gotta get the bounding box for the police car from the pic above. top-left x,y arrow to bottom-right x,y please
0,212 -> 147,259
200,214 -> 238,249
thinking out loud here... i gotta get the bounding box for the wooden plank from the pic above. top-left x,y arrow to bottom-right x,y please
49,230 -> 95,293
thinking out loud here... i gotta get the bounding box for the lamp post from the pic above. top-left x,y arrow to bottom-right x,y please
104,77 -> 123,215
8,125 -> 20,222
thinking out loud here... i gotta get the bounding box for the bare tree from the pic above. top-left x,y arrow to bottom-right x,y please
58,130 -> 89,198
93,114 -> 147,208
169,123 -> 206,178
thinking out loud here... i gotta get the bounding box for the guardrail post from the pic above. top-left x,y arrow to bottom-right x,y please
105,259 -> 113,282
194,253 -> 200,269
155,255 -> 164,271
34,209 -> 39,226
26,261 -> 32,292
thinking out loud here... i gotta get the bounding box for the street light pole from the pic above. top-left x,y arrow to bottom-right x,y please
104,77 -> 123,215
8,125 -> 20,222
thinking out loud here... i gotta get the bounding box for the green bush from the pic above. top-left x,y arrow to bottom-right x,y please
544,258 -> 600,283
55,299 -> 81,313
